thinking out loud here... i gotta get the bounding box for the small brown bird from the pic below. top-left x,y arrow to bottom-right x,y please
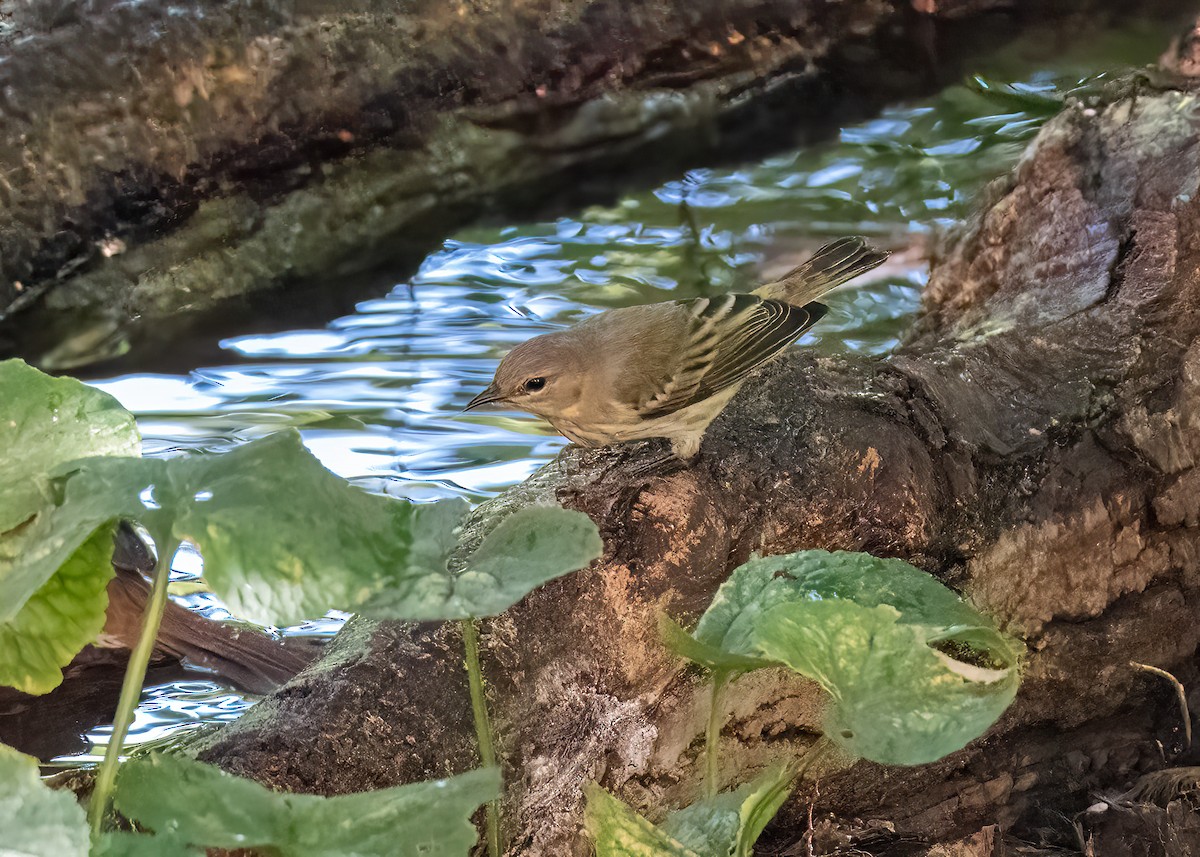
466,237 -> 889,460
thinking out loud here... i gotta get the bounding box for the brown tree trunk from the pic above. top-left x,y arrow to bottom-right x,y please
191,20 -> 1200,857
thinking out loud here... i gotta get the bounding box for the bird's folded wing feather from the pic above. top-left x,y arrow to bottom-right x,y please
752,235 -> 889,305
637,294 -> 826,419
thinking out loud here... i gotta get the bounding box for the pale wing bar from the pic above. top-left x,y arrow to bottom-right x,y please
691,299 -> 826,402
639,294 -> 824,420
637,293 -> 742,417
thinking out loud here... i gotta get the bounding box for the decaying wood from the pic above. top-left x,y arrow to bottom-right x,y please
188,25 -> 1200,857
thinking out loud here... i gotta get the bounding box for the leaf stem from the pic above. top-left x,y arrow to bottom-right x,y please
461,618 -> 501,857
88,535 -> 180,837
705,670 -> 730,799
1131,661 -> 1192,749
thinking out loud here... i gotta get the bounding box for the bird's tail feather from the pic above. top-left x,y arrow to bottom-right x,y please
753,236 -> 890,305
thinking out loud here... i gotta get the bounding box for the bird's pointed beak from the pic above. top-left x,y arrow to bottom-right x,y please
464,383 -> 505,412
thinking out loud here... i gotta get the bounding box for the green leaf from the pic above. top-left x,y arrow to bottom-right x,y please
0,526 -> 116,694
583,784 -> 699,857
658,613 -> 767,674
663,764 -> 796,857
0,359 -> 139,533
91,832 -> 202,857
755,602 -> 1017,765
664,551 -> 1021,765
0,743 -> 90,857
24,430 -> 601,626
364,505 -> 604,620
115,753 -> 499,857
731,764 -> 798,856
0,469 -> 141,626
0,360 -> 138,694
585,765 -> 797,857
697,551 -> 1002,665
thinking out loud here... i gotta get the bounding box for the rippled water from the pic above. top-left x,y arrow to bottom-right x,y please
55,20 -> 1175,762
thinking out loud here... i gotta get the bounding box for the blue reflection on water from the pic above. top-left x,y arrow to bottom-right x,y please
59,681 -> 257,767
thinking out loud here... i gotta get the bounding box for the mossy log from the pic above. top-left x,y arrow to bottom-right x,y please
191,23 -> 1200,857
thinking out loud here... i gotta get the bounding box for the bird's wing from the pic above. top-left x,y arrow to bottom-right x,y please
636,294 -> 826,419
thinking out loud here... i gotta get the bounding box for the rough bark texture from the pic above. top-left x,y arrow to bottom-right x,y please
0,0 -> 1183,368
190,31 -> 1200,857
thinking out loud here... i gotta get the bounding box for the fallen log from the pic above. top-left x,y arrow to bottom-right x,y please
193,19 -> 1200,857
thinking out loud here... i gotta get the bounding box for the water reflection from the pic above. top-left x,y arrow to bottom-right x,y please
54,680 -> 257,768
88,60 -> 1109,497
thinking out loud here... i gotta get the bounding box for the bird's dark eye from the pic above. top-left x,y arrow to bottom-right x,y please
524,377 -> 546,392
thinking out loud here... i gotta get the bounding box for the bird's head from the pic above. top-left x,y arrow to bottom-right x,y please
465,332 -> 584,421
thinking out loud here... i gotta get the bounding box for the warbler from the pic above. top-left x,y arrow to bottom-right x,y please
466,236 -> 889,460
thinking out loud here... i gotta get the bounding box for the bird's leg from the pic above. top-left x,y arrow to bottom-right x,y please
622,438 -> 693,480
669,433 -> 703,462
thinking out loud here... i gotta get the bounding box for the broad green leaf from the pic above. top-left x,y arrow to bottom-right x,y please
91,832 -> 202,857
0,526 -> 116,694
754,602 -> 1018,765
0,360 -> 138,693
584,784 -> 698,857
663,764 -> 796,857
0,359 -> 139,532
364,505 -> 604,620
19,430 -> 601,626
586,766 -> 796,857
0,743 -> 90,857
663,551 -> 1021,766
680,550 -> 1010,672
731,764 -> 798,856
115,753 -> 499,857
0,466 -> 144,625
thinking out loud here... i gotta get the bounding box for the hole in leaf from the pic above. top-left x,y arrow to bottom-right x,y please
930,638 -> 1008,671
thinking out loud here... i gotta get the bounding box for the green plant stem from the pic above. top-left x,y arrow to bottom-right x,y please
461,618 -> 501,857
794,735 -> 835,781
88,535 -> 180,837
705,671 -> 730,799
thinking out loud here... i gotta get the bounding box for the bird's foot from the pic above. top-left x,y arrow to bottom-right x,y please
625,443 -> 689,480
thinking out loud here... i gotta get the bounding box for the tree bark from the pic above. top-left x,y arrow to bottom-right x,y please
190,23 -> 1200,857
